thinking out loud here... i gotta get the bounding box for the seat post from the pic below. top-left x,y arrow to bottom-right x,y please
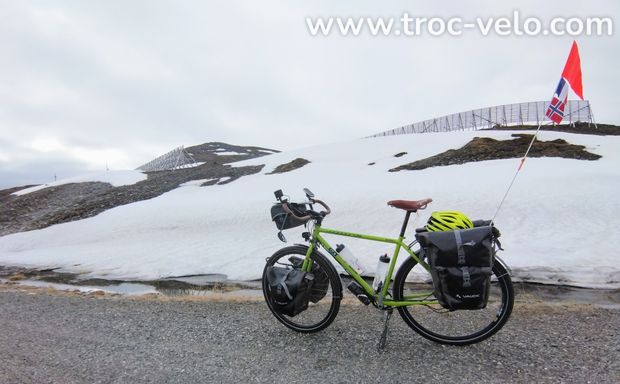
399,211 -> 412,238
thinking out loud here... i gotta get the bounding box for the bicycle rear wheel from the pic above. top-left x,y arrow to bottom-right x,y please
262,245 -> 342,333
394,255 -> 514,345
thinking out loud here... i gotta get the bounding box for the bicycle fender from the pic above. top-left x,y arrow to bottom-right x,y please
293,244 -> 343,300
494,255 -> 512,276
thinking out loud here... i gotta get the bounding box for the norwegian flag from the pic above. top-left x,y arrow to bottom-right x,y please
546,78 -> 569,124
546,41 -> 584,124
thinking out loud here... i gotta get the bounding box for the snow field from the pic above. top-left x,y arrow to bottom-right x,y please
1,130 -> 618,288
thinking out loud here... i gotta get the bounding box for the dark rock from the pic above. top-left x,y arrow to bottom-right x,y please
390,134 -> 601,172
0,142 -> 274,236
266,158 -> 311,174
486,122 -> 620,136
0,185 -> 38,203
185,142 -> 279,164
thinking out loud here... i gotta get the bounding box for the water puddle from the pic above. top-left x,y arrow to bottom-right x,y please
1,267 -> 618,307
0,268 -> 262,299
514,282 -> 620,310
1,278 -> 158,296
154,274 -> 261,297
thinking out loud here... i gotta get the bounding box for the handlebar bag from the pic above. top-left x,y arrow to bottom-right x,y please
265,265 -> 315,317
416,226 -> 495,310
271,203 -> 308,230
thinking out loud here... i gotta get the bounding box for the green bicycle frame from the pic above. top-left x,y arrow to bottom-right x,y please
301,224 -> 436,308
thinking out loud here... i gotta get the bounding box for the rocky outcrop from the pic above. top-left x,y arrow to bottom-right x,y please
390,134 -> 601,172
266,158 -> 310,174
487,122 -> 620,136
0,143 -> 274,236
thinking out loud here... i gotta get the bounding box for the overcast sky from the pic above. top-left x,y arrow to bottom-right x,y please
0,1 -> 618,188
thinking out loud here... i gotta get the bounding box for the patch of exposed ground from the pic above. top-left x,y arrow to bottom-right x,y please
0,142 -> 274,236
1,182 -> 116,235
486,122 -> 620,136
267,158 -> 310,174
185,142 -> 279,164
390,134 -> 601,172
0,185 -> 37,202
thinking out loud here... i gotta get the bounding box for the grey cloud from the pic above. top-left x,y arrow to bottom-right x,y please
0,1 -> 618,189
0,155 -> 95,189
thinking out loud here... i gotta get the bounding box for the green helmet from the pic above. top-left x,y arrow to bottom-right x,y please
426,211 -> 473,232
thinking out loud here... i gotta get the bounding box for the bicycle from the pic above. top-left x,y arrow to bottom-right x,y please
262,188 -> 514,346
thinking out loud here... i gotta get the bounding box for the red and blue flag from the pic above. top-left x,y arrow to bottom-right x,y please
545,41 -> 584,124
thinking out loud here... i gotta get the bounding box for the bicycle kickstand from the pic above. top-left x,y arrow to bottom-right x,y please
378,308 -> 393,350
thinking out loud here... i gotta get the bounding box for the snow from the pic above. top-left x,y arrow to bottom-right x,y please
1,130 -> 618,288
180,179 -> 215,187
180,177 -> 232,187
180,161 -> 205,168
214,150 -> 245,155
11,170 -> 147,196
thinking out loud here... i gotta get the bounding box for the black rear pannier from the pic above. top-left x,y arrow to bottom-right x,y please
265,265 -> 314,317
271,203 -> 308,231
416,226 -> 495,310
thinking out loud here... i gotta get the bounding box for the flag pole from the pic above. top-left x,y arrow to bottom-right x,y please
492,40 -> 583,224
491,121 -> 545,223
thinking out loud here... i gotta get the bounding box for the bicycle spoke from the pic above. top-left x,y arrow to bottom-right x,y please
395,257 -> 514,345
262,246 -> 342,333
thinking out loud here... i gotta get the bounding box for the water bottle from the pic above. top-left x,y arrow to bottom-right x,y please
335,244 -> 365,275
372,254 -> 391,291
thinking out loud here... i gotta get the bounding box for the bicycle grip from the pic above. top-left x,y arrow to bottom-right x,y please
313,199 -> 331,216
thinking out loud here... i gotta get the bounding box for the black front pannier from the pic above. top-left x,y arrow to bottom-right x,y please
265,265 -> 315,317
416,226 -> 495,310
288,256 -> 329,303
271,203 -> 308,231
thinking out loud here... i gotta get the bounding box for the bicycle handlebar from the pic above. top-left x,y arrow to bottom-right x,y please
314,199 -> 331,216
282,199 -> 331,221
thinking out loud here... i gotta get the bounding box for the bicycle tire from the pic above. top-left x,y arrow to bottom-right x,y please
262,245 -> 342,333
393,255 -> 514,345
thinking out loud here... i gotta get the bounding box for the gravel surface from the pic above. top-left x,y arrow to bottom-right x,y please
0,290 -> 618,384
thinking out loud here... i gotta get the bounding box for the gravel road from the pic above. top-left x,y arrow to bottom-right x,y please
0,289 -> 618,384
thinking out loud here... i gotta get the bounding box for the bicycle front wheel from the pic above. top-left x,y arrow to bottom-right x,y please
394,255 -> 514,345
262,245 -> 342,333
